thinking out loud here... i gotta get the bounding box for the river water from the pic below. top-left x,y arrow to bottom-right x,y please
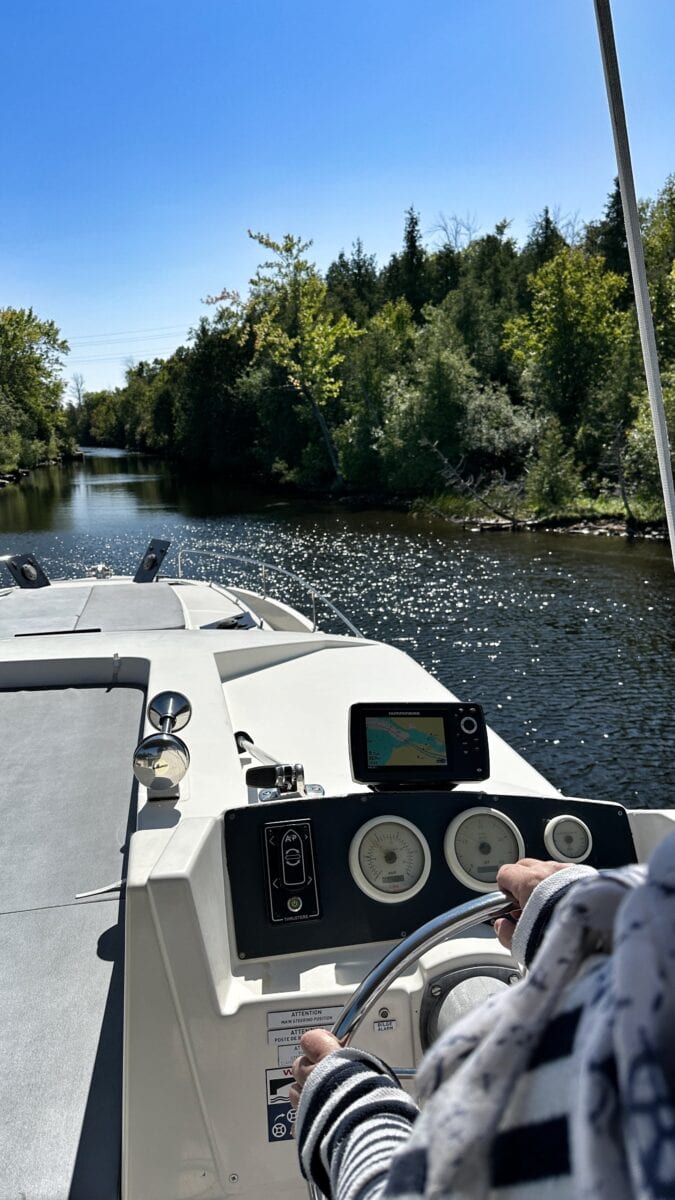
0,449 -> 672,806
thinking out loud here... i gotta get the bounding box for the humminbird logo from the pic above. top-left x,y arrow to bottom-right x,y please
388,710 -> 422,716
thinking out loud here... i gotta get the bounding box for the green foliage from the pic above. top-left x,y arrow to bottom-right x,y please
334,300 -> 416,487
450,221 -> 521,385
461,382 -> 536,470
504,248 -> 634,474
15,178 -> 675,521
584,180 -> 631,293
325,240 -> 380,324
0,308 -> 69,469
171,316 -> 252,472
525,419 -> 583,513
237,231 -> 362,484
519,208 -> 568,302
641,176 -> 675,365
374,304 -> 529,493
623,369 -> 675,506
381,208 -> 430,321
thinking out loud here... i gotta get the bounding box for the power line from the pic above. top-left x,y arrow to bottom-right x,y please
67,323 -> 191,343
68,333 -> 190,351
67,350 -> 178,364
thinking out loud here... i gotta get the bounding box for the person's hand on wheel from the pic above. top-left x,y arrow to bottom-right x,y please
494,859 -> 571,949
290,1028 -> 342,1109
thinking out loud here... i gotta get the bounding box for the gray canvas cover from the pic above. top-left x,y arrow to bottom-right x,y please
0,685 -> 145,1200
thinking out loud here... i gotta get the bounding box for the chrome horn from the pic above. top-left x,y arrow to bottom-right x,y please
133,691 -> 192,793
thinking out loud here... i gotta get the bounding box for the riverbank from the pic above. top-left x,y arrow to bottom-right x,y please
0,452 -> 668,543
0,450 -> 82,490
418,509 -> 667,541
334,491 -> 668,541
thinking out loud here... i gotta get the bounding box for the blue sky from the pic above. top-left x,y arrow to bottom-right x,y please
2,0 -> 674,393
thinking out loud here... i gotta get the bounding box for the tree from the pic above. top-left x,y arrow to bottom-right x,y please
450,221 -> 521,386
377,305 -> 501,492
325,239 -> 380,324
641,175 -> 675,365
171,314 -> 254,472
624,366 -> 675,505
69,373 -> 86,406
504,249 -> 634,473
335,299 -> 416,488
0,307 -> 69,467
519,208 -> 568,297
525,418 -> 582,513
584,179 -> 631,287
228,232 -> 361,487
380,208 -> 429,320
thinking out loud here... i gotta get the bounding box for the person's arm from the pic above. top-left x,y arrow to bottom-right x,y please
292,1029 -> 418,1200
494,858 -> 598,965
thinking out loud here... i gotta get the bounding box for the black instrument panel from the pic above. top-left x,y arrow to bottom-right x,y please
224,790 -> 635,961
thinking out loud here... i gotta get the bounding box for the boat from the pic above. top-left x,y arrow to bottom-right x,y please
0,537 -> 671,1200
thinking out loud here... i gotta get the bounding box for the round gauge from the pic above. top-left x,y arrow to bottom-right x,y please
544,814 -> 592,863
349,816 -> 431,904
444,807 -> 525,893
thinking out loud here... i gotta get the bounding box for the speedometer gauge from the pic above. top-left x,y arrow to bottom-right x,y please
349,816 -> 431,904
444,807 -> 525,893
544,814 -> 592,862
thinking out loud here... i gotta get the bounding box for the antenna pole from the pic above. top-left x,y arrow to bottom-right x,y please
594,0 -> 675,570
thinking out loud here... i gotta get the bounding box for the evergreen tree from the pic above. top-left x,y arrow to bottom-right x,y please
519,208 -> 568,301
380,208 -> 429,321
584,179 -> 632,306
525,418 -> 582,513
451,221 -> 521,386
325,239 -> 380,324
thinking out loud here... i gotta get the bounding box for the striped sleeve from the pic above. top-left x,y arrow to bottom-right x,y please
511,864 -> 597,967
295,1047 -> 419,1200
511,863 -> 646,969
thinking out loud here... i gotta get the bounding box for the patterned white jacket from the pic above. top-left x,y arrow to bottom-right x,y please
296,834 -> 675,1200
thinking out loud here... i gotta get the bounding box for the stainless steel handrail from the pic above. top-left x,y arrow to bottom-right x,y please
174,547 -> 364,637
306,891 -> 515,1200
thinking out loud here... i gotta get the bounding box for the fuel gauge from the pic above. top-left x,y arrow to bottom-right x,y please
543,814 -> 592,863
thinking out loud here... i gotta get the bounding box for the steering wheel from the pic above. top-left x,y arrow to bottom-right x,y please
332,890 -> 515,1044
305,891 -> 515,1199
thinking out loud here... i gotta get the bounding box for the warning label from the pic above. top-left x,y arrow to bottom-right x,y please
266,1005 -> 342,1031
265,1067 -> 297,1143
266,1004 -> 342,1066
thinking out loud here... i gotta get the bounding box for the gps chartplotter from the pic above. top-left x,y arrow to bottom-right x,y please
348,702 -> 490,787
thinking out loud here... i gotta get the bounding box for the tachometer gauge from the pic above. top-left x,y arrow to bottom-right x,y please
444,807 -> 525,893
349,816 -> 431,904
544,814 -> 592,862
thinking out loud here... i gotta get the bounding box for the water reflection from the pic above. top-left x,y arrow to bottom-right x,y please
0,451 -> 672,806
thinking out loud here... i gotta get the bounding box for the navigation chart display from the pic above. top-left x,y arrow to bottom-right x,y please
349,702 -> 489,786
365,715 -> 448,769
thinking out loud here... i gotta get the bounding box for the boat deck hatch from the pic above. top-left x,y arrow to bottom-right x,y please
0,581 -> 185,637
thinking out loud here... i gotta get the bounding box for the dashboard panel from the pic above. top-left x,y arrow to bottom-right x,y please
224,790 -> 635,960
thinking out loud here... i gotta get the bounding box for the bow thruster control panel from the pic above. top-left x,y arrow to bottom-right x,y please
262,819 -> 320,924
